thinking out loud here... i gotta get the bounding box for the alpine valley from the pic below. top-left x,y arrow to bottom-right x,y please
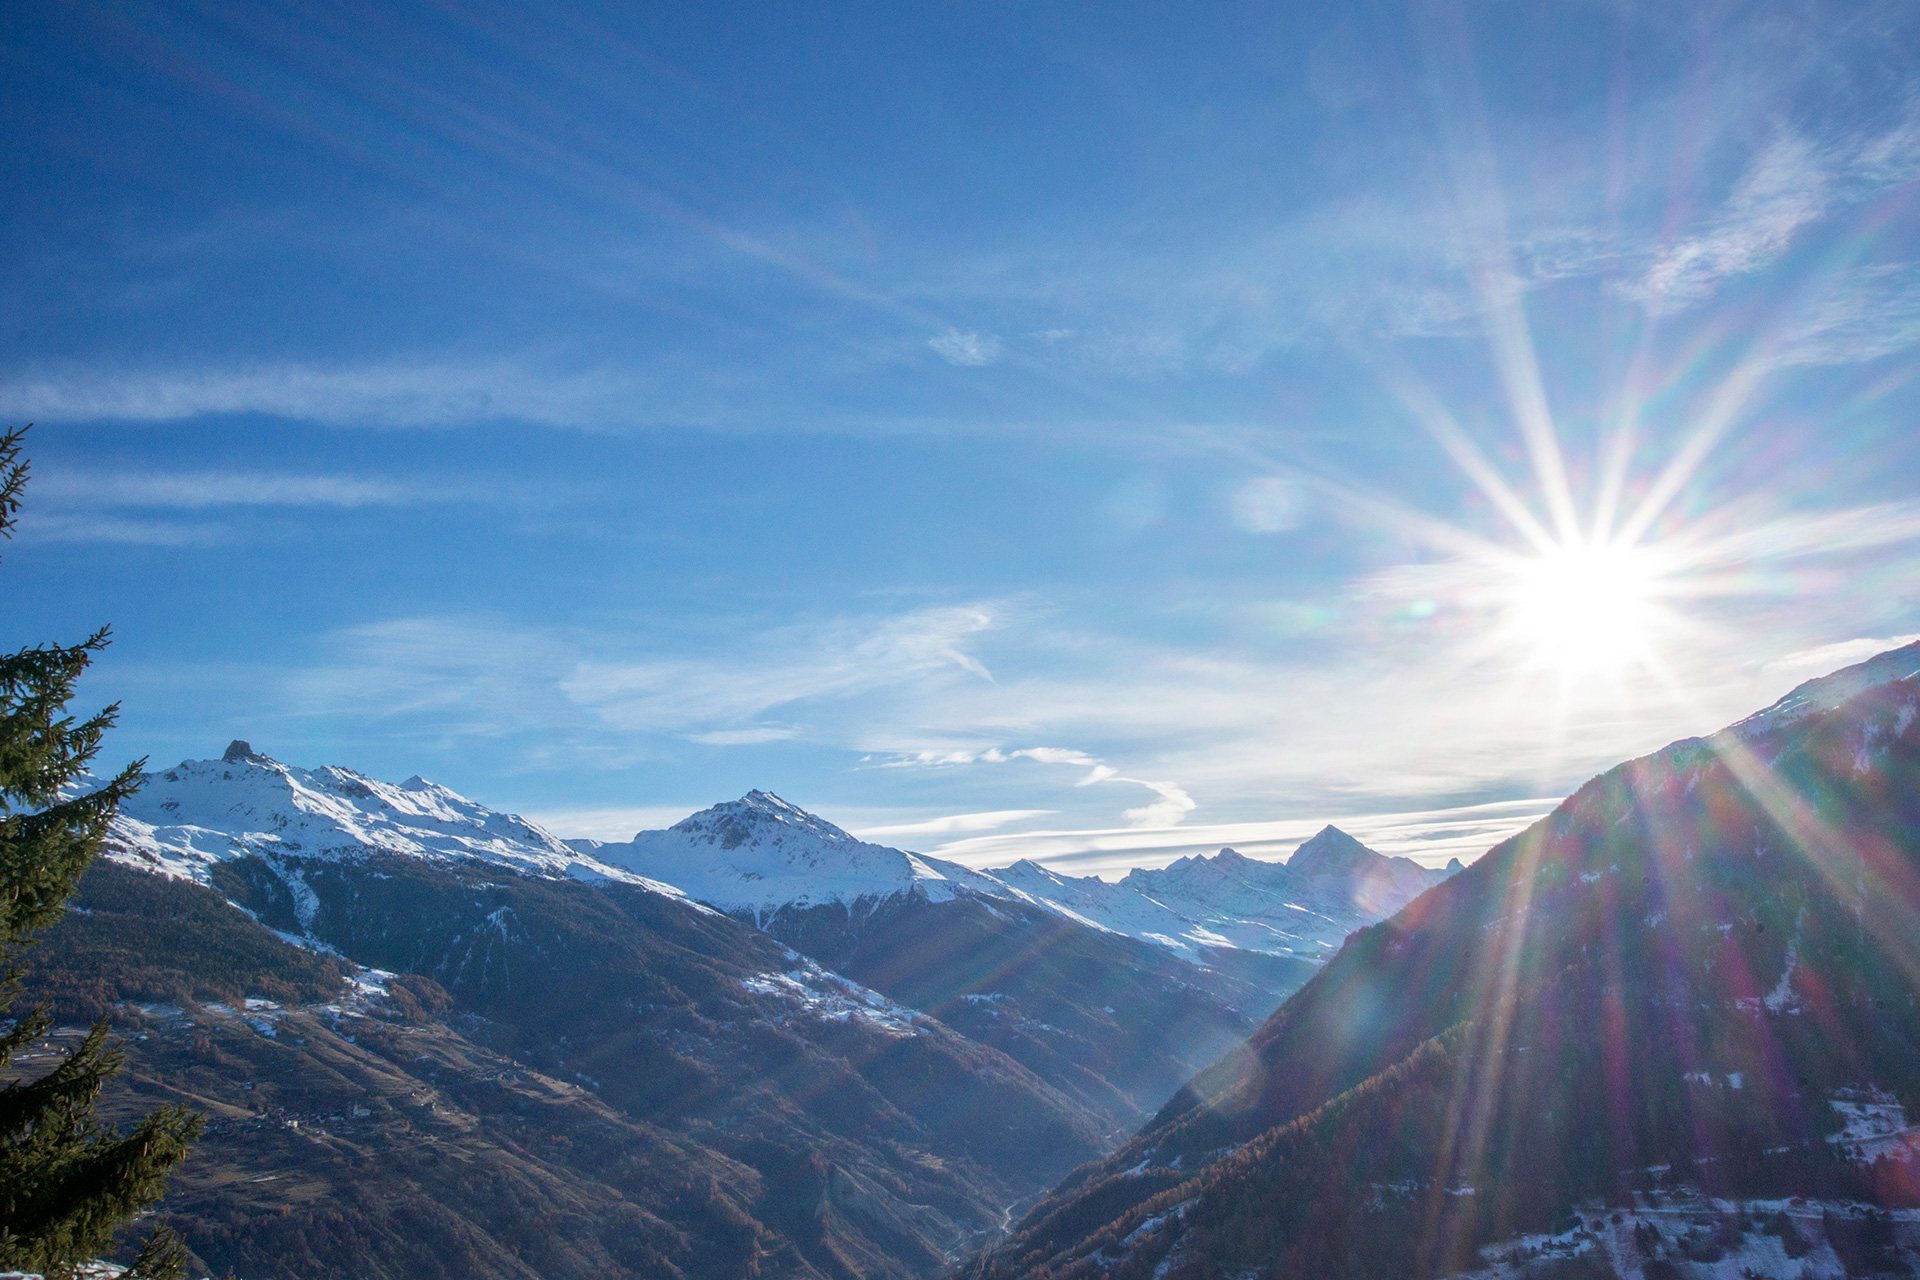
42,640 -> 1920,1280
23,742 -> 1441,1279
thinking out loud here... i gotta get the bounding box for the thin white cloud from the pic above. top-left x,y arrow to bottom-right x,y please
853,809 -> 1057,838
288,615 -> 585,745
11,513 -> 225,546
1119,778 -> 1196,828
928,329 -> 1003,366
1624,133 -> 1831,312
0,359 -> 644,429
882,741 -> 1194,829
1012,746 -> 1099,767
517,804 -> 703,843
1230,475 -> 1306,534
1775,263 -> 1920,366
685,727 -> 800,746
1762,633 -> 1920,680
34,469 -> 413,509
565,604 -> 1000,736
931,796 -> 1561,879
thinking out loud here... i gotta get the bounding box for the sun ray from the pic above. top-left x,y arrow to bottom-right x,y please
1371,355 -> 1561,555
1588,325 -> 1665,545
1475,282 -> 1584,546
1614,341 -> 1777,547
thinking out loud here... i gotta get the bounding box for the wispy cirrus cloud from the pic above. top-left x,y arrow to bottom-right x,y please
1763,633 -> 1920,681
11,466 -> 448,544
0,359 -> 644,429
927,328 -> 1003,366
1775,263 -> 1920,367
32,469 -> 413,509
1622,133 -> 1833,313
565,603 -> 1001,738
927,796 -> 1561,877
13,514 -> 227,546
880,742 -> 1195,829
853,808 -> 1057,838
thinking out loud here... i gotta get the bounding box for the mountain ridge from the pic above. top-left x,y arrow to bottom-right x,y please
567,789 -> 1019,919
988,825 -> 1450,964
962,638 -> 1920,1280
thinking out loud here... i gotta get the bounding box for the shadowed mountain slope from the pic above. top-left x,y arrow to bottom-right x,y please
577,798 -> 1453,1128
965,641 -> 1920,1280
39,753 -> 1122,1279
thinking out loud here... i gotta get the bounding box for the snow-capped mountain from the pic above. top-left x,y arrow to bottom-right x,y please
989,826 -> 1454,962
102,741 -> 1451,976
567,789 -> 1020,919
1727,637 -> 1920,738
571,795 -> 1451,965
102,740 -> 694,904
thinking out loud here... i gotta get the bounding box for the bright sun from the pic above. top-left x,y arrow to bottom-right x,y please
1506,542 -> 1664,671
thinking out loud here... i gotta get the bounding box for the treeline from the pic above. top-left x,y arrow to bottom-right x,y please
17,859 -> 347,1021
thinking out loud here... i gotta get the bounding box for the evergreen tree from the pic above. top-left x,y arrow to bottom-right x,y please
0,426 -> 202,1279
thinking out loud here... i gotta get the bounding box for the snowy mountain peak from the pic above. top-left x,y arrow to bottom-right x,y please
987,829 -> 1456,964
1285,825 -> 1375,877
99,745 -> 686,898
662,789 -> 861,850
586,793 -> 1015,916
1002,857 -> 1063,882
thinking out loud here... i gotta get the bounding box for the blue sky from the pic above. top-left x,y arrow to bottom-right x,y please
7,0 -> 1920,873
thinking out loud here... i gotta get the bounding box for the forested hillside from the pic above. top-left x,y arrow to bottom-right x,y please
17,858 -> 1104,1279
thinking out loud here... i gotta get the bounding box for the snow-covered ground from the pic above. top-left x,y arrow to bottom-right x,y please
740,955 -> 928,1036
1457,1190 -> 1920,1280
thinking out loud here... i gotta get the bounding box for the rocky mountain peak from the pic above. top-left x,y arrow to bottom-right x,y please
1284,824 -> 1376,877
665,789 -> 860,850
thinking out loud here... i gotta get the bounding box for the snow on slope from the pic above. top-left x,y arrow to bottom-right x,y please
575,797 -> 1453,962
567,790 -> 1023,920
1730,639 -> 1920,738
94,744 -> 1448,970
991,827 -> 1451,962
99,740 -> 695,903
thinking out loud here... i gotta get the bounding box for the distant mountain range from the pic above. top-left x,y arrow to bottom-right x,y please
965,639 -> 1920,1280
989,826 -> 1454,963
40,733 -> 1440,1278
572,788 -> 1452,966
